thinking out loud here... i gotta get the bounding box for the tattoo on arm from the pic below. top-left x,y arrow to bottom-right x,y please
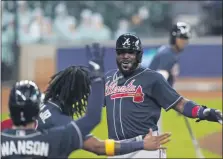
173,98 -> 190,113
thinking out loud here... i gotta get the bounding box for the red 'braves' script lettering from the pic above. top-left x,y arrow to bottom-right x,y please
105,79 -> 144,103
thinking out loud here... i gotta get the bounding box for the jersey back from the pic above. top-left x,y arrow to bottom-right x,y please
1,121 -> 83,158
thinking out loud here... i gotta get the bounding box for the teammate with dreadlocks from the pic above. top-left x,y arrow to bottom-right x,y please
37,65 -> 102,136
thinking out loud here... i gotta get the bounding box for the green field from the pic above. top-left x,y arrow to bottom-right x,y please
1,98 -> 222,158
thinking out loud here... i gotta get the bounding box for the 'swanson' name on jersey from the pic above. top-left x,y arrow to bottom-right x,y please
1,140 -> 49,157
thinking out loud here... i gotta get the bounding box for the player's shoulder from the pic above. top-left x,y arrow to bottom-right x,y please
41,100 -> 62,112
104,69 -> 118,80
138,67 -> 156,77
143,67 -> 157,75
157,45 -> 175,57
47,121 -> 75,134
143,67 -> 165,79
157,45 -> 169,53
157,45 -> 171,53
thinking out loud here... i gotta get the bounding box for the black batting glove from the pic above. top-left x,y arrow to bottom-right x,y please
86,43 -> 105,73
196,106 -> 222,123
85,43 -> 105,83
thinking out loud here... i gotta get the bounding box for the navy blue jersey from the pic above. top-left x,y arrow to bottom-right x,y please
36,100 -> 92,140
104,67 -> 182,140
149,45 -> 180,86
1,121 -> 83,158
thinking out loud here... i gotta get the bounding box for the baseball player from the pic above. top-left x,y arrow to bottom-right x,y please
1,93 -> 45,130
149,22 -> 191,86
1,79 -> 103,158
103,33 -> 222,158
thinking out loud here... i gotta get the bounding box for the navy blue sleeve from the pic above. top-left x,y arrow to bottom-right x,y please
36,103 -> 73,130
37,103 -> 92,141
75,79 -> 104,138
149,55 -> 160,70
49,121 -> 83,156
103,77 -> 106,107
49,112 -> 72,126
151,73 -> 183,111
149,54 -> 176,72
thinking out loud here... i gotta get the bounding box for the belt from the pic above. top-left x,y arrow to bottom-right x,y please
118,135 -> 146,142
135,134 -> 147,141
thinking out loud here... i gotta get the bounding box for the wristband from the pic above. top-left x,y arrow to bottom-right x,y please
105,139 -> 115,156
183,101 -> 201,118
118,141 -> 144,155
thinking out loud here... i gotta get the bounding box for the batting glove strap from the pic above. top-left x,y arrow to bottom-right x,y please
196,106 -> 220,123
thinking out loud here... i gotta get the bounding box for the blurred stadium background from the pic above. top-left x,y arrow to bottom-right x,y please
1,1 -> 222,158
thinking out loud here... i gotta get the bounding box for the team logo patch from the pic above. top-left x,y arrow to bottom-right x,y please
105,79 -> 144,103
122,38 -> 130,46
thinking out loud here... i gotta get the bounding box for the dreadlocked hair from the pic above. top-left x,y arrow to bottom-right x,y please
44,66 -> 91,117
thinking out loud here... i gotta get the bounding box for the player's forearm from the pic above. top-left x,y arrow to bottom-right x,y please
76,79 -> 104,137
90,140 -> 144,156
114,141 -> 144,155
173,98 -> 188,114
174,98 -> 218,120
173,98 -> 201,118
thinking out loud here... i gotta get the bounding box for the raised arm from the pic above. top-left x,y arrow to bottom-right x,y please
75,78 -> 104,138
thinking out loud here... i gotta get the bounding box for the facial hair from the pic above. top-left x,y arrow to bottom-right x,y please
116,58 -> 138,77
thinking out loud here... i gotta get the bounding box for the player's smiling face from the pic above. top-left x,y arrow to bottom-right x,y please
116,50 -> 137,74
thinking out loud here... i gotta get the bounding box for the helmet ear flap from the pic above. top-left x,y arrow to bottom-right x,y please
136,51 -> 143,63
